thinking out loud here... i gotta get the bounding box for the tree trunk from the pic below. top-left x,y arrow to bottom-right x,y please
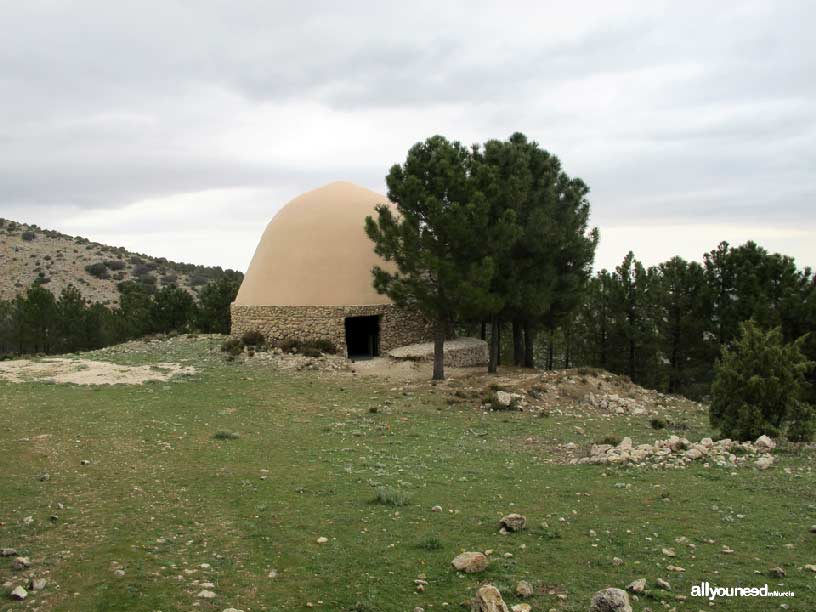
523,321 -> 535,368
488,317 -> 499,374
547,330 -> 554,370
480,321 -> 486,340
432,320 -> 445,380
512,320 -> 524,366
496,322 -> 502,366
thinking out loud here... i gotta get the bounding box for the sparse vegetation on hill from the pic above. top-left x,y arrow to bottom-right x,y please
0,217 -> 240,305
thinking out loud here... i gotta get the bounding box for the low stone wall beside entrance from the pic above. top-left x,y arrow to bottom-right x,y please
230,303 -> 431,355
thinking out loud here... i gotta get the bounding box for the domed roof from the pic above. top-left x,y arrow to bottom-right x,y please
234,181 -> 395,306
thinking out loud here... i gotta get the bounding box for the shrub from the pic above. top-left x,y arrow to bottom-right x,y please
21,231 -> 36,241
212,430 -> 240,440
241,330 -> 266,347
84,262 -> 110,279
373,486 -> 409,506
132,263 -> 156,276
221,338 -> 243,356
103,259 -> 126,271
417,535 -> 442,550
710,320 -> 815,442
650,418 -> 667,430
599,434 -> 622,446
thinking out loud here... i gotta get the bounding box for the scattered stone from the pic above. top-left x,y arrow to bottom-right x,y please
589,588 -> 632,612
809,525 -> 816,534
471,584 -> 510,612
10,586 -> 27,600
662,548 -> 676,557
80,459 -> 91,465
452,551 -> 488,573
803,564 -> 816,573
12,556 -> 30,570
500,513 -> 527,532
626,578 -> 646,594
666,565 -> 685,572
515,580 -> 533,597
22,516 -> 33,525
197,589 -> 217,599
656,578 -> 671,590
113,569 -> 125,577
0,549 -> 17,557
755,456 -> 774,470
769,566 -> 786,578
612,556 -> 624,566
28,578 -> 46,591
511,605 -> 531,612
431,505 -> 442,512
755,435 -> 776,453
222,608 -> 245,612
39,473 -> 50,482
316,537 -> 328,544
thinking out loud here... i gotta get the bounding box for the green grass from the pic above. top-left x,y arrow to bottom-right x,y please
0,336 -> 814,611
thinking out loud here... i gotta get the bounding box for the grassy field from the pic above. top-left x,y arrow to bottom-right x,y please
1,336 -> 814,611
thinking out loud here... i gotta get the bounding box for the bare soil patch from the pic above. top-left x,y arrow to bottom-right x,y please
0,358 -> 195,385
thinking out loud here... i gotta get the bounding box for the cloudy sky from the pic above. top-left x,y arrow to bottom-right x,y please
1,1 -> 814,272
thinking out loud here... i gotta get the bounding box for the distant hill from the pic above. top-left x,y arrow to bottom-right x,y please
0,218 -> 240,305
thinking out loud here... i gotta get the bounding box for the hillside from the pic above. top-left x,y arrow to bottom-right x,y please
0,218 -> 237,305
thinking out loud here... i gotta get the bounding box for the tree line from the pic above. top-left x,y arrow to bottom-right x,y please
0,273 -> 242,357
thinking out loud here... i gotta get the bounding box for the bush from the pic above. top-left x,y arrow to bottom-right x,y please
21,231 -> 36,241
241,330 -> 265,347
103,259 -> 126,271
599,434 -> 622,446
710,320 -> 815,442
277,338 -> 336,355
212,430 -> 240,440
650,418 -> 667,430
84,262 -> 110,279
373,486 -> 409,506
221,338 -> 243,356
417,535 -> 442,550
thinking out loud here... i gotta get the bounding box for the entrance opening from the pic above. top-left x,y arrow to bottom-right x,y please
344,315 -> 380,358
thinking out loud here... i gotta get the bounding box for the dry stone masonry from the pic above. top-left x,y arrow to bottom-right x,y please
230,303 -> 431,355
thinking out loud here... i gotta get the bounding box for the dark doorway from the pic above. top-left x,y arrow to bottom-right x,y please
345,315 -> 380,358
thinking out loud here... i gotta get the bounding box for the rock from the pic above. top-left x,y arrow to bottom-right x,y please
0,549 -> 17,557
471,584 -> 510,612
10,586 -> 27,600
500,513 -> 527,532
666,565 -> 685,572
431,505 -> 442,512
810,525 -> 816,534
413,608 -> 425,612
755,456 -> 774,470
626,578 -> 646,594
28,578 -> 46,591
316,537 -> 328,544
755,435 -> 775,453
222,609 -> 245,612
685,448 -> 703,460
80,459 -> 91,465
804,564 -> 816,573
452,551 -> 488,573
612,556 -> 624,566
495,391 -> 522,408
515,580 -> 533,597
12,556 -> 30,570
511,605 -> 531,612
618,437 -> 632,451
197,589 -> 217,599
662,548 -> 676,557
769,566 -> 786,578
589,588 -> 632,612
113,569 -> 125,577
656,578 -> 671,590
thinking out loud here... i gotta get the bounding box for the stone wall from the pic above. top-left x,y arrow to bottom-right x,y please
230,303 -> 432,354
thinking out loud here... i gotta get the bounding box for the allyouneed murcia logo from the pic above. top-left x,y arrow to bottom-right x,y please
691,582 -> 794,601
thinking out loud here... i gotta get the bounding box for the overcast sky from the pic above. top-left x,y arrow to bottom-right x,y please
1,1 -> 814,272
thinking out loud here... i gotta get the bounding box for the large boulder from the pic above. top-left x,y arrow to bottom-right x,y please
452,551 -> 489,573
471,585 -> 510,612
589,588 -> 632,612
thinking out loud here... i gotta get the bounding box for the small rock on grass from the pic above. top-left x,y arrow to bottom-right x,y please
13,557 -> 30,570
511,604 -> 531,612
626,578 -> 646,593
656,578 -> 671,590
316,537 -> 328,544
452,551 -> 488,573
28,578 -> 46,591
769,566 -> 786,578
10,586 -> 27,600
809,525 -> 816,534
0,549 -> 17,557
589,588 -> 632,612
472,584 -> 510,612
515,580 -> 533,597
500,513 -> 527,532
222,608 -> 245,612
197,589 -> 216,599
